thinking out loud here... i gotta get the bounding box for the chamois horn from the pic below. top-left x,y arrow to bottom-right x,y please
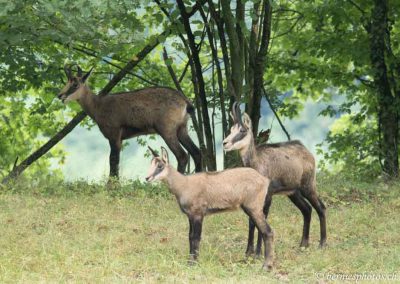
64,64 -> 72,79
233,102 -> 243,126
148,146 -> 159,157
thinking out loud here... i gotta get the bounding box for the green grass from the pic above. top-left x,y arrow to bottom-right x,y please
0,176 -> 399,283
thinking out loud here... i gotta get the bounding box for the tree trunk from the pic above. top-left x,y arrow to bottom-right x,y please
199,7 -> 228,139
177,0 -> 216,171
221,0 -> 244,101
162,47 -> 203,163
369,0 -> 398,177
248,0 -> 272,137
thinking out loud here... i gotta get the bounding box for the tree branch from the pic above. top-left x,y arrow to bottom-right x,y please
162,47 -> 184,93
262,86 -> 291,141
346,0 -> 366,15
71,45 -> 159,86
177,0 -> 216,170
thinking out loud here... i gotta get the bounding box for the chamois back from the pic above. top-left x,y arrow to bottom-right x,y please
255,140 -> 315,190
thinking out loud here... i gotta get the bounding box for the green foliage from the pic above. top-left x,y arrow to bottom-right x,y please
264,0 -> 399,176
2,174 -> 169,198
317,114 -> 382,179
1,0 -> 400,180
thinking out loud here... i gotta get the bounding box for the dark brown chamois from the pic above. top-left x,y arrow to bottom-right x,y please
145,146 -> 274,270
223,103 -> 327,255
57,65 -> 202,178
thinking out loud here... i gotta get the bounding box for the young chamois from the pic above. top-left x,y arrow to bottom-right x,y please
57,64 -> 202,179
223,103 -> 327,255
145,146 -> 274,270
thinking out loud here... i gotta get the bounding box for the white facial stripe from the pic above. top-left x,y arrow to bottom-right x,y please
146,159 -> 157,180
223,123 -> 250,151
59,83 -> 71,95
224,124 -> 240,143
58,78 -> 84,103
146,158 -> 166,182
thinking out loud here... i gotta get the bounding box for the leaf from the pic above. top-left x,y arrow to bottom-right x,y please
154,13 -> 164,23
164,58 -> 173,66
193,30 -> 203,37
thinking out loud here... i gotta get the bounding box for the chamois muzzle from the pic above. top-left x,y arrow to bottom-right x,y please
57,93 -> 66,103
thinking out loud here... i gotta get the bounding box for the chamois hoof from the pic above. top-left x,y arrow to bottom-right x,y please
319,241 -> 327,249
187,256 -> 198,266
299,240 -> 309,248
245,249 -> 255,258
262,262 -> 273,271
254,252 -> 262,259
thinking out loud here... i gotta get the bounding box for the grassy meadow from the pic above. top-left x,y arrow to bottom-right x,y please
0,176 -> 399,283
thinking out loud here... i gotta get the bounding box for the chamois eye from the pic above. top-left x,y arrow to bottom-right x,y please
240,128 -> 246,133
157,164 -> 163,169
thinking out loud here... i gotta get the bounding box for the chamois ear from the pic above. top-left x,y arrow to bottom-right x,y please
242,113 -> 252,130
161,146 -> 169,164
82,67 -> 93,83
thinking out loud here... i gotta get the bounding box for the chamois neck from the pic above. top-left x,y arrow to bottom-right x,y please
77,86 -> 100,120
163,165 -> 188,197
239,135 -> 258,168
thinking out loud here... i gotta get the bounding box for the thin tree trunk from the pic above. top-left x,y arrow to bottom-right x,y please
249,0 -> 272,136
199,7 -> 228,138
177,0 -> 216,171
221,0 -> 243,101
369,0 -> 398,177
207,0 -> 235,125
155,0 -> 210,170
246,0 -> 262,120
162,46 -> 203,161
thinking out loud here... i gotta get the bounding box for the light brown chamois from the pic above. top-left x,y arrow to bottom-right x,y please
223,103 -> 327,255
145,146 -> 274,270
57,65 -> 202,178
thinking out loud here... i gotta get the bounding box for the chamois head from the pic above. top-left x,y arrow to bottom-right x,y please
57,64 -> 93,103
223,102 -> 253,152
145,146 -> 170,182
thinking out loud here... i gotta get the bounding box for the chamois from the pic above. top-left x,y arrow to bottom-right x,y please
145,146 -> 274,270
223,103 -> 327,254
57,64 -> 202,178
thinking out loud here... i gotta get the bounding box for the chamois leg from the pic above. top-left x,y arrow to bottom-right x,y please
108,139 -> 122,179
243,208 -> 274,270
188,216 -> 203,264
177,125 -> 202,172
246,219 -> 256,256
255,192 -> 272,257
160,132 -> 189,174
288,191 -> 312,247
188,218 -> 194,260
303,191 -> 327,247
